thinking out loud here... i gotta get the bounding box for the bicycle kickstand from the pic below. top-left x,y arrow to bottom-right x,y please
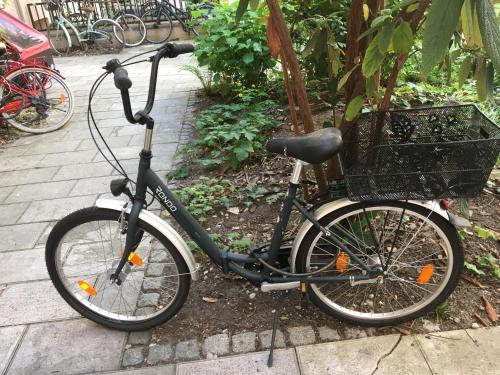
267,290 -> 290,367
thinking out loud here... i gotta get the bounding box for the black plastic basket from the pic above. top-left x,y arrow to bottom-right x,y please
342,105 -> 500,201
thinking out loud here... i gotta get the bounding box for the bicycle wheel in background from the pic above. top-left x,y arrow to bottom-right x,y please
115,13 -> 146,47
46,22 -> 70,55
295,201 -> 464,326
141,9 -> 173,44
45,207 -> 191,331
90,19 -> 125,54
0,67 -> 74,133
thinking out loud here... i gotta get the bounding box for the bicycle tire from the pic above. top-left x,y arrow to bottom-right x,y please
141,8 -> 173,44
295,200 -> 463,326
46,22 -> 70,55
0,67 -> 74,134
90,19 -> 125,54
46,206 -> 191,331
114,13 -> 146,47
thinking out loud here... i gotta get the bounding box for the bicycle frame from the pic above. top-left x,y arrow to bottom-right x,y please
115,147 -> 382,286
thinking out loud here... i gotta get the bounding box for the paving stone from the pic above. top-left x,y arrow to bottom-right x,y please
69,175 -> 114,196
416,329 -> 497,375
232,332 -> 257,353
37,150 -> 97,167
376,336 -> 431,375
128,331 -> 152,346
177,349 -> 300,375
175,339 -> 200,360
259,329 -> 286,349
318,326 -> 341,342
0,154 -> 44,172
103,365 -> 175,375
5,180 -> 77,203
0,325 -> 26,374
203,333 -> 230,356
23,140 -> 81,155
18,195 -> 97,223
146,263 -> 165,277
150,249 -> 168,262
0,186 -> 15,203
93,146 -> 143,162
147,344 -> 174,365
0,202 -> 29,225
0,247 -> 48,283
137,293 -> 160,307
0,222 -> 47,252
142,277 -> 163,292
344,327 -> 368,339
0,167 -> 59,187
0,280 -> 80,326
287,326 -> 316,346
77,136 -> 132,151
52,162 -> 113,181
297,334 -> 406,375
8,319 -> 126,374
122,347 -> 145,367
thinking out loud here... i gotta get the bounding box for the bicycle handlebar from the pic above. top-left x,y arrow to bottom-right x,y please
104,42 -> 195,125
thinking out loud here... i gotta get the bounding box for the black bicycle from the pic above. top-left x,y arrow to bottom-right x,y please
45,43 -> 466,338
140,0 -> 212,43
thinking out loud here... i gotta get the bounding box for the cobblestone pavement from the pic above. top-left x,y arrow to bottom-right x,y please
0,46 -> 199,375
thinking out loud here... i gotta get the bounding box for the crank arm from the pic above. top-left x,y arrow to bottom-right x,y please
349,276 -> 383,286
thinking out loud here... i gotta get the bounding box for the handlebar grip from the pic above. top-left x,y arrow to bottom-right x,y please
114,67 -> 132,91
164,43 -> 195,58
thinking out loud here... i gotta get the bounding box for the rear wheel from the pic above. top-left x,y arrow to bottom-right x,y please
141,9 -> 173,44
90,19 -> 125,54
46,22 -> 70,55
296,201 -> 463,326
45,207 -> 191,331
114,13 -> 146,47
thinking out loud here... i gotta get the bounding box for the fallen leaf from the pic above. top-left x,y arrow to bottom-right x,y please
202,297 -> 218,303
461,275 -> 486,289
228,207 -> 240,215
474,312 -> 489,327
482,295 -> 498,322
395,325 -> 412,335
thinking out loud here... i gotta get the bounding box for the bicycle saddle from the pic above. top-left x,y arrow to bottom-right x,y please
266,127 -> 343,164
81,6 -> 95,13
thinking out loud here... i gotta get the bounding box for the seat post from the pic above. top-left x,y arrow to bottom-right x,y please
290,159 -> 303,184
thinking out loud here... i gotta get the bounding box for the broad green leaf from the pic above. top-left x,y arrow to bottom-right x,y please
392,21 -> 413,54
338,65 -> 358,90
249,0 -> 260,10
365,75 -> 376,99
422,0 -> 464,75
362,33 -> 386,77
303,29 -> 320,58
371,15 -> 392,28
363,4 -> 370,21
345,96 -> 364,121
464,261 -> 486,275
235,0 -> 250,23
458,56 -> 473,87
474,225 -> 497,239
486,61 -> 495,101
477,0 -> 500,72
396,0 -> 419,10
242,52 -> 254,64
378,23 -> 394,53
495,267 -> 500,280
478,254 -> 497,267
227,37 -> 238,47
475,58 -> 487,101
406,3 -> 420,12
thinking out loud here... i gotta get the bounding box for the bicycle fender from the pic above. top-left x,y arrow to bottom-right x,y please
289,198 -> 449,272
96,199 -> 199,281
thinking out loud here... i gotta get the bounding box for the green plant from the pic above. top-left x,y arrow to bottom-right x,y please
167,165 -> 191,180
465,254 -> 500,279
226,231 -> 252,252
194,90 -> 277,169
174,177 -> 236,222
180,64 -> 216,96
194,2 -> 276,88
434,302 -> 450,320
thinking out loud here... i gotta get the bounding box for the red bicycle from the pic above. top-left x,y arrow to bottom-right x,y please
0,44 -> 74,133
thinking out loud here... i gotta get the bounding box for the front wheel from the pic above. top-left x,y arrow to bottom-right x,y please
295,201 -> 463,326
46,22 -> 71,55
141,9 -> 173,44
45,207 -> 191,331
90,19 -> 125,54
114,13 -> 146,47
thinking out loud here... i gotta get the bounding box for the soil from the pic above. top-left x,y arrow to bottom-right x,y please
152,97 -> 499,345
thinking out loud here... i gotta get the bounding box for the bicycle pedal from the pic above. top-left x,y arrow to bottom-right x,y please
300,280 -> 309,308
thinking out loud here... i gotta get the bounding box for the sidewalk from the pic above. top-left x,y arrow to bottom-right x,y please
96,326 -> 499,375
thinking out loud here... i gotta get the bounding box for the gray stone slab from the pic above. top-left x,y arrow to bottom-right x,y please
465,326 -> 500,370
287,326 -> 316,347
78,136 -> 132,151
0,202 -> 29,225
147,344 -> 174,365
0,247 -> 48,283
0,222 -> 47,252
203,333 -> 230,355
23,140 -> 81,155
296,334 -> 402,375
317,326 -> 341,342
376,336 -> 431,375
416,329 -> 498,375
93,146 -> 143,162
0,325 -> 26,374
177,349 -> 300,375
0,167 -> 59,188
6,180 -> 77,203
0,280 -> 80,326
128,331 -> 152,346
7,319 -> 126,374
259,329 -> 285,349
0,186 -> 15,203
38,150 -> 97,167
18,195 -> 97,223
52,162 -> 113,181
122,347 -> 145,367
129,134 -> 180,147
0,154 -> 44,172
175,339 -> 200,360
94,364 -> 175,375
69,175 -> 114,196
232,332 -> 257,353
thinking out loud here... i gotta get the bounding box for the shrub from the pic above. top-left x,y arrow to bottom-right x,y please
194,3 -> 276,88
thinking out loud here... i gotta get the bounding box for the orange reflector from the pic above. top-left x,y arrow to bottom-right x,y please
336,252 -> 349,273
418,264 -> 434,284
60,93 -> 66,102
78,280 -> 97,296
128,252 -> 143,266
